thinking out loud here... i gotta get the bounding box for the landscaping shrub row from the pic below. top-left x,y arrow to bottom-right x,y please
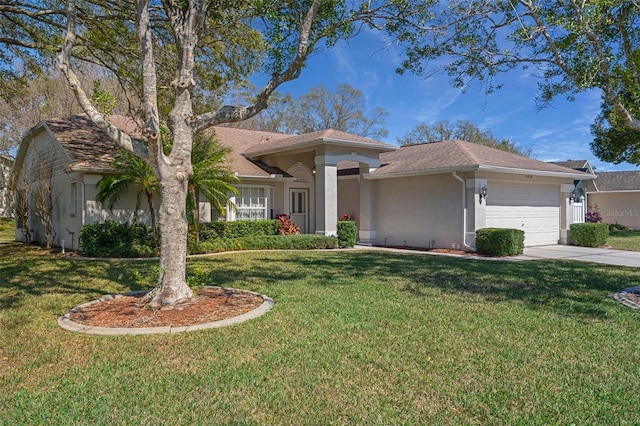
198,220 -> 280,240
570,222 -> 609,247
79,221 -> 159,258
188,234 -> 338,254
79,219 -> 357,257
475,228 -> 525,256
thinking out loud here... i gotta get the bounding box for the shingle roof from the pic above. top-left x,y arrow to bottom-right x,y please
372,140 -> 590,177
34,117 -> 592,179
243,128 -> 396,157
550,159 -> 590,170
209,126 -> 291,177
589,171 -> 640,191
44,115 -> 142,171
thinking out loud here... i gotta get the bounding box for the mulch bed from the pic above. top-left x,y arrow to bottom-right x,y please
69,287 -> 264,328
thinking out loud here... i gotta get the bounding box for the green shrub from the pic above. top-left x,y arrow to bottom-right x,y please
475,228 -> 525,256
80,221 -> 159,257
188,234 -> 337,254
197,220 -> 280,241
337,220 -> 357,248
570,223 -> 609,247
608,222 -> 629,232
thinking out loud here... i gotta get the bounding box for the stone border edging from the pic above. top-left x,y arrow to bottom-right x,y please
58,286 -> 274,336
613,286 -> 640,310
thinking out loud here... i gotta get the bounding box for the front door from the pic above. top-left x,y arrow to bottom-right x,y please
290,189 -> 308,234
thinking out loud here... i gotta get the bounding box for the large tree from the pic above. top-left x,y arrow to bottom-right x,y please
394,1 -> 640,131
398,119 -> 531,156
229,82 -> 388,138
285,83 -> 388,138
55,0 -> 418,307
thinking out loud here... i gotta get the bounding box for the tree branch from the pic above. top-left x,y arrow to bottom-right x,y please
58,0 -> 148,158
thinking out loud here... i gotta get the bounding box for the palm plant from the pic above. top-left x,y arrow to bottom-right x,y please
96,149 -> 159,227
98,134 -> 237,240
187,134 -> 238,242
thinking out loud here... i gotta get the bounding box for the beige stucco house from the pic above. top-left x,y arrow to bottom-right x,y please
12,115 -> 593,250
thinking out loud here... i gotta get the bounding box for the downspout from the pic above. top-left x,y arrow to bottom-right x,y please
452,172 -> 473,250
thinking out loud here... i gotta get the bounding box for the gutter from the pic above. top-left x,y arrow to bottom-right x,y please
365,165 -> 593,180
452,171 -> 473,250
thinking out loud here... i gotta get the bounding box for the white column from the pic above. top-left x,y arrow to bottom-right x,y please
466,178 -> 487,246
315,156 -> 338,236
559,183 -> 575,245
358,163 -> 376,244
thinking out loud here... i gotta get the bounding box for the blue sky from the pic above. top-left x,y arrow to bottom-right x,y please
253,30 -> 637,172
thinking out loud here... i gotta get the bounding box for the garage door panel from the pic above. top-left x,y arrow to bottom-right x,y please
485,184 -> 559,247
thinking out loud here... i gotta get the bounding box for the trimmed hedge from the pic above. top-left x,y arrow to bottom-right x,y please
80,221 -> 159,258
188,234 -> 338,254
475,228 -> 525,256
198,220 -> 280,241
570,223 -> 609,247
337,220 -> 357,248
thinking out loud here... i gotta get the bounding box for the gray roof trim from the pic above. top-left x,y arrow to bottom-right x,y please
366,164 -> 593,180
245,137 -> 397,158
366,165 -> 479,180
477,165 -> 595,179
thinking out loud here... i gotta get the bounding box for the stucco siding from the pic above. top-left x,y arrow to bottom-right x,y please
375,174 -> 462,249
338,177 -> 360,222
589,192 -> 640,228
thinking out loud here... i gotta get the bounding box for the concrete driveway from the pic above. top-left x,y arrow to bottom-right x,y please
517,245 -> 640,267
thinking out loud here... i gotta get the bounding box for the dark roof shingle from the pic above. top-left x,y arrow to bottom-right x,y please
372,140 -> 587,176
590,171 -> 640,191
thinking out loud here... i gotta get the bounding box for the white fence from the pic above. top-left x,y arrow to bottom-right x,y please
572,198 -> 585,223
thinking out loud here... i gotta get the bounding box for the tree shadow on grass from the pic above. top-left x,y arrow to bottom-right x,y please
208,250 -> 640,321
2,246 -> 638,322
0,243 -> 150,311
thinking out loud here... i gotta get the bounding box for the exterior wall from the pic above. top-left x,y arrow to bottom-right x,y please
375,174 -> 463,249
588,192 -> 640,228
14,130 -> 74,247
337,176 -> 360,222
82,174 -> 156,226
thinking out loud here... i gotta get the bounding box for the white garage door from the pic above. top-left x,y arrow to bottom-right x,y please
485,183 -> 560,246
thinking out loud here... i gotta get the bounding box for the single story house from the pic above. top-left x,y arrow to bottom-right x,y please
585,171 -> 640,228
12,115 -> 593,250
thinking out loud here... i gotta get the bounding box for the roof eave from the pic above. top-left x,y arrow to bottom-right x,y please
586,189 -> 640,193
365,165 -> 479,180
246,137 -> 397,158
477,165 -> 595,179
237,174 -> 296,182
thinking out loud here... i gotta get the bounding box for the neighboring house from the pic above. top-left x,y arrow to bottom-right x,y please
585,171 -> 640,228
0,155 -> 14,218
13,115 -> 593,250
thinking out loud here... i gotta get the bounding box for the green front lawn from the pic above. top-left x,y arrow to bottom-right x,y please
607,229 -> 640,251
0,218 -> 14,242
1,244 -> 639,424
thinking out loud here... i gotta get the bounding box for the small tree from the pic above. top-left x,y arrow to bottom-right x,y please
187,133 -> 238,243
97,149 -> 160,228
30,155 -> 57,249
12,177 -> 31,244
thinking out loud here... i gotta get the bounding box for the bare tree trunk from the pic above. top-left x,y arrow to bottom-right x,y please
145,190 -> 156,228
190,186 -> 200,244
146,172 -> 192,306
